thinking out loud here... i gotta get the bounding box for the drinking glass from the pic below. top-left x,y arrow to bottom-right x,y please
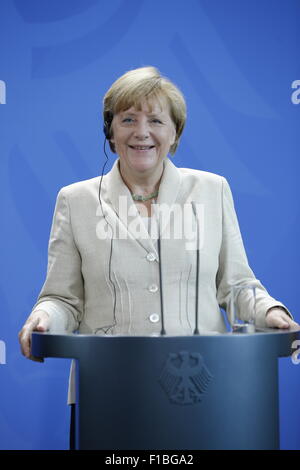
230,284 -> 257,333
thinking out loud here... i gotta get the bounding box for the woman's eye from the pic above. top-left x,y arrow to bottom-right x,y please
121,117 -> 163,124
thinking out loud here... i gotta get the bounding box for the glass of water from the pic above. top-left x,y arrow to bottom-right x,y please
230,284 -> 257,333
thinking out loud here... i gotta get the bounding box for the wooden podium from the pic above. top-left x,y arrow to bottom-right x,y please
32,329 -> 299,450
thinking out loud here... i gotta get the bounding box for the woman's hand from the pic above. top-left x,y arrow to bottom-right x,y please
265,307 -> 300,330
18,310 -> 50,362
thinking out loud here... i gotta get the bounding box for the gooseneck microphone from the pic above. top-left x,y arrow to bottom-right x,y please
191,202 -> 200,335
152,201 -> 166,336
157,233 -> 166,336
156,201 -> 201,337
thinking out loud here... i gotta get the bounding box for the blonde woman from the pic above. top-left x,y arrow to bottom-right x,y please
19,66 -> 298,447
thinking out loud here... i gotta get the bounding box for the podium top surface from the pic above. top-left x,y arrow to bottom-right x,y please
31,328 -> 300,360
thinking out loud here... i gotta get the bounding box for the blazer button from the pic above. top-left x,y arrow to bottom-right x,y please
148,284 -> 158,293
146,252 -> 156,262
149,313 -> 160,323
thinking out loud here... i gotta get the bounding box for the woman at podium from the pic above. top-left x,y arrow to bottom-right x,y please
19,67 -> 298,369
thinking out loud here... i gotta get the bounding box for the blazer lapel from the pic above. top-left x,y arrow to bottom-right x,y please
104,159 -> 157,255
156,157 -> 182,237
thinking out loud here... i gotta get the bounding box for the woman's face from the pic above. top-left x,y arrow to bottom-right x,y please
110,98 -> 176,177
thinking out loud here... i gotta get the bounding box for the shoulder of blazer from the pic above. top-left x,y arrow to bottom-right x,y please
56,167 -> 228,201
178,166 -> 226,189
57,176 -> 101,201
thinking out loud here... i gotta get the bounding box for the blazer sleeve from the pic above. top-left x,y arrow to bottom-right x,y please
216,177 -> 291,328
31,188 -> 84,333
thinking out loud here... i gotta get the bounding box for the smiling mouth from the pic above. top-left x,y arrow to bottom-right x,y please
128,145 -> 155,150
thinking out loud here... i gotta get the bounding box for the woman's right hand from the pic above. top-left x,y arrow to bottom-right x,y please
18,310 -> 50,362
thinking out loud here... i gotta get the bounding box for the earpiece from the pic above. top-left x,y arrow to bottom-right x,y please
103,121 -> 111,140
103,112 -> 113,140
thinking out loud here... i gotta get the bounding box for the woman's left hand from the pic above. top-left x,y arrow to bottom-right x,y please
265,307 -> 300,329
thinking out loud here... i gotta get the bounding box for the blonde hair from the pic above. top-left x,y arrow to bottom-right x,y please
103,66 -> 186,155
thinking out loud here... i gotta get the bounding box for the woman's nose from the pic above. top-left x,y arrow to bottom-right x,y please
133,120 -> 150,140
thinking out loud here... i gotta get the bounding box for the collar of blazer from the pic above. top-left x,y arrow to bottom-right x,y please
104,157 -> 182,255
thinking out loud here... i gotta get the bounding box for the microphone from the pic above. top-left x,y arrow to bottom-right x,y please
157,228 -> 166,336
191,202 -> 200,335
153,203 -> 166,336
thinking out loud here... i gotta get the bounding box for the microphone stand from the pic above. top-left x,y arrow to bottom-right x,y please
157,234 -> 166,336
191,202 -> 200,335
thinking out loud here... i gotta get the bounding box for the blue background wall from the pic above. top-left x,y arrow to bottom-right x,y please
0,0 -> 299,450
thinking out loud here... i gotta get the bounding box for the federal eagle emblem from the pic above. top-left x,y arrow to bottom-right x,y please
159,351 -> 212,405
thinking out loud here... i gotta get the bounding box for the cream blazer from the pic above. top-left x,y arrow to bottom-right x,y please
31,157 -> 289,402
